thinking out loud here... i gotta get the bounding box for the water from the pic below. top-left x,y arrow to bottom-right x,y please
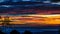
0,26 -> 59,34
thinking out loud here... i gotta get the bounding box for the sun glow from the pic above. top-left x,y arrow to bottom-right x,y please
0,14 -> 60,25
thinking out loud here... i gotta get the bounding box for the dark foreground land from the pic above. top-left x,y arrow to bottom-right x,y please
0,24 -> 59,34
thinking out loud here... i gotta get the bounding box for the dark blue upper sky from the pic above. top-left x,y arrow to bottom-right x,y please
0,0 -> 60,3
0,0 -> 60,14
0,0 -> 48,2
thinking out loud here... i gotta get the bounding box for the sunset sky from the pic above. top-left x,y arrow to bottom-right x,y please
0,0 -> 60,26
0,14 -> 60,26
0,0 -> 60,34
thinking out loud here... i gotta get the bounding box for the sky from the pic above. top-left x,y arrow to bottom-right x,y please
0,0 -> 60,26
0,0 -> 59,33
0,8 -> 60,15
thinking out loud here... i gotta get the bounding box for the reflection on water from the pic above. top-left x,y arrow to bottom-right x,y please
0,26 -> 59,34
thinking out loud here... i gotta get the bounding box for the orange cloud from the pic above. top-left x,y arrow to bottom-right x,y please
0,14 -> 60,26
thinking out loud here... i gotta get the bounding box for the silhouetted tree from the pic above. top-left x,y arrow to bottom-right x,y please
23,30 -> 32,34
10,30 -> 20,34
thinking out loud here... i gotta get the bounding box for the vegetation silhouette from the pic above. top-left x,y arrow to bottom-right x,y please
23,30 -> 32,34
10,30 -> 20,34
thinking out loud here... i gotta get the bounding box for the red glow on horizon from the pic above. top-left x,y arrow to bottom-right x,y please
0,9 -> 60,14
